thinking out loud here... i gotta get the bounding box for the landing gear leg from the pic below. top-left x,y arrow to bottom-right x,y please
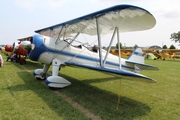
46,58 -> 71,88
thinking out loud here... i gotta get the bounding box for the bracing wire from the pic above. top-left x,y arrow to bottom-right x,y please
116,79 -> 122,109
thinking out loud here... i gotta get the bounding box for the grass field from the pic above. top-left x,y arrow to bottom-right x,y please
0,53 -> 180,120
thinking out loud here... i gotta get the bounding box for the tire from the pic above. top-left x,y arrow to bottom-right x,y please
20,60 -> 26,65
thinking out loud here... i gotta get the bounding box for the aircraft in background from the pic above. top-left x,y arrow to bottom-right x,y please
171,52 -> 180,59
20,4 -> 159,88
110,48 -> 159,60
110,49 -> 132,57
143,49 -> 180,60
144,53 -> 157,60
1,46 -> 12,56
4,37 -> 31,64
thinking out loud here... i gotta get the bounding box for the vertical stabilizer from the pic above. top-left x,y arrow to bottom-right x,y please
127,48 -> 144,64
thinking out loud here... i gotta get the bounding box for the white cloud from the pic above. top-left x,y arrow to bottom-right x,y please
13,0 -> 66,11
14,0 -> 37,10
146,0 -> 180,19
90,0 -> 144,6
43,0 -> 66,10
90,0 -> 120,5
90,0 -> 180,19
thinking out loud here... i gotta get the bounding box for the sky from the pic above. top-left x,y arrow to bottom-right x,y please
0,0 -> 180,48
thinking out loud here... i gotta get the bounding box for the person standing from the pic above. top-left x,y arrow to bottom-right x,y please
0,48 -> 3,67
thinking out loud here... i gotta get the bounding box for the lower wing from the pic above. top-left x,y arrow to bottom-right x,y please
126,60 -> 159,71
65,61 -> 156,83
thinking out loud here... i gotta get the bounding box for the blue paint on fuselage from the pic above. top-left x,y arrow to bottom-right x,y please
28,34 -> 46,61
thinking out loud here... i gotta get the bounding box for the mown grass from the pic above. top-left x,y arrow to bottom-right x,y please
58,58 -> 180,120
1,53 -> 180,120
0,54 -> 89,120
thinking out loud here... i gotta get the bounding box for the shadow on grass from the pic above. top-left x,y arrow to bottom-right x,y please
9,61 -> 151,120
22,60 -> 43,70
4,71 -> 89,120
6,59 -> 43,70
58,73 -> 151,120
151,59 -> 180,62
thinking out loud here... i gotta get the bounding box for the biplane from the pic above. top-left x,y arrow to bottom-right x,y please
5,37 -> 31,64
110,49 -> 133,57
20,4 -> 159,88
143,49 -> 180,60
1,46 -> 12,56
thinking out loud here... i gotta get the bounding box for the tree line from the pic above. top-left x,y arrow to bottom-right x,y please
115,43 -> 176,49
114,31 -> 180,49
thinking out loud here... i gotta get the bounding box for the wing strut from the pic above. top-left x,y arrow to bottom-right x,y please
103,27 -> 117,65
96,17 -> 103,67
69,20 -> 93,46
117,27 -> 121,70
55,26 -> 64,44
50,29 -> 53,38
69,32 -> 80,46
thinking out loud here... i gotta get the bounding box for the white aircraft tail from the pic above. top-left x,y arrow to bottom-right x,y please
126,48 -> 159,71
127,48 -> 144,64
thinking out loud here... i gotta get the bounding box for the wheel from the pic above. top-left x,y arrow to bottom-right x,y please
16,58 -> 19,63
49,87 -> 58,90
20,59 -> 26,65
36,77 -> 45,80
35,73 -> 46,80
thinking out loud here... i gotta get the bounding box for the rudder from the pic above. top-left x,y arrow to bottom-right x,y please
127,48 -> 144,64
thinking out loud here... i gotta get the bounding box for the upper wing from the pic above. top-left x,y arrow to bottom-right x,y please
35,4 -> 156,38
18,36 -> 32,41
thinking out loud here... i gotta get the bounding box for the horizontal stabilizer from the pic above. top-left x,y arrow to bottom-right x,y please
126,60 -> 159,70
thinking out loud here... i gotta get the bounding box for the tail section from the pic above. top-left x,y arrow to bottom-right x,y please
127,48 -> 144,64
126,48 -> 159,71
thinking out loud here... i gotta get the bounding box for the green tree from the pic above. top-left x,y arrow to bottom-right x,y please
170,31 -> 180,45
116,42 -> 123,49
162,45 -> 167,49
169,45 -> 176,49
134,44 -> 138,49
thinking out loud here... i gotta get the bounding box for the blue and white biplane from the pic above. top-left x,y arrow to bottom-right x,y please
20,4 -> 159,88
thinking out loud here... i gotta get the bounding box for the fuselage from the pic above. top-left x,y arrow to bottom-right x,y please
28,34 -> 134,71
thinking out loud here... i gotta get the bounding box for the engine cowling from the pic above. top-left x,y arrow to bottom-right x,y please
5,44 -> 13,52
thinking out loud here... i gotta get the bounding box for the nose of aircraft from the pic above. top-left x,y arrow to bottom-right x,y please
5,44 -> 13,52
20,41 -> 35,51
12,42 -> 19,53
20,41 -> 31,49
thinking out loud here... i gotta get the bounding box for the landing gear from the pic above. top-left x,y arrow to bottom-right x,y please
33,59 -> 71,89
16,54 -> 27,65
20,59 -> 26,65
46,76 -> 71,88
33,69 -> 47,80
33,64 -> 51,80
45,59 -> 71,88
